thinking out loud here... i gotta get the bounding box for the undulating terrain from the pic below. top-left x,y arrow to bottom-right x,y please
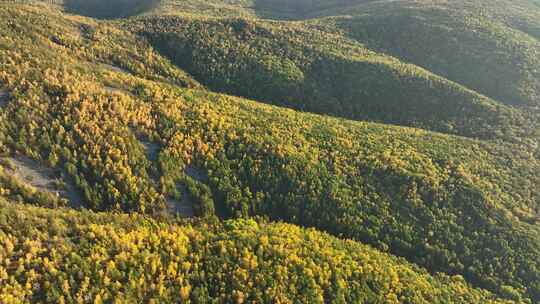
0,0 -> 539,303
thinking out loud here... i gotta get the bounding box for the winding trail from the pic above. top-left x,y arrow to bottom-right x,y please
101,63 -> 134,95
101,63 -> 129,74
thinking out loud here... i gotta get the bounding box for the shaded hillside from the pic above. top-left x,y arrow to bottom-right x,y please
314,0 -> 540,107
253,0 -> 377,19
253,0 -> 540,39
128,16 -> 539,143
64,0 -> 161,19
0,199 -> 518,303
38,0 -> 540,112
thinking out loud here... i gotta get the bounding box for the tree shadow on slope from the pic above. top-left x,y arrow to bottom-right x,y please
65,0 -> 161,19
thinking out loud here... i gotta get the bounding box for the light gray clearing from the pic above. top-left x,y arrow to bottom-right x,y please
101,63 -> 129,74
0,89 -> 9,107
104,86 -> 131,95
142,140 -> 160,163
185,164 -> 208,183
139,139 -> 195,217
166,164 -> 208,217
140,139 -> 161,186
4,156 -> 84,209
101,63 -> 131,94
166,187 -> 195,217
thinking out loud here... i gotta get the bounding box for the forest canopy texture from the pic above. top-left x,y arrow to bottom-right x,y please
0,0 -> 540,303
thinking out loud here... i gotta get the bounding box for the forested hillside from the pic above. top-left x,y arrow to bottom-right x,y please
0,199 -> 518,303
321,0 -> 540,107
127,16 -> 539,144
1,0 -> 540,303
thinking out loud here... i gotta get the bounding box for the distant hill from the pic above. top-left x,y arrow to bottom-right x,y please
127,15 -> 539,144
62,0 -> 160,19
316,0 -> 540,108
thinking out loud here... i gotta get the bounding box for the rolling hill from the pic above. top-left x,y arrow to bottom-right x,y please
0,198 -> 517,303
1,0 -> 540,303
320,0 -> 540,107
126,15 -> 539,144
30,0 -> 540,144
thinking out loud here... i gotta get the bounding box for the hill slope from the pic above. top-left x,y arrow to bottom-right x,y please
0,199 -> 517,303
32,0 -> 540,146
317,0 -> 540,107
127,15 -> 539,144
1,1 -> 540,303
64,0 -> 161,19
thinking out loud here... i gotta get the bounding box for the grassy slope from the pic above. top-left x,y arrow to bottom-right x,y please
2,1 -> 540,302
0,199 -> 517,303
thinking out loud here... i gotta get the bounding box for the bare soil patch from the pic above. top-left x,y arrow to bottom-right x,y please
3,156 -> 84,209
140,139 -> 195,217
142,140 -> 160,163
104,86 -> 130,95
0,89 -> 9,107
101,63 -> 129,74
166,190 -> 195,217
185,164 -> 208,182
